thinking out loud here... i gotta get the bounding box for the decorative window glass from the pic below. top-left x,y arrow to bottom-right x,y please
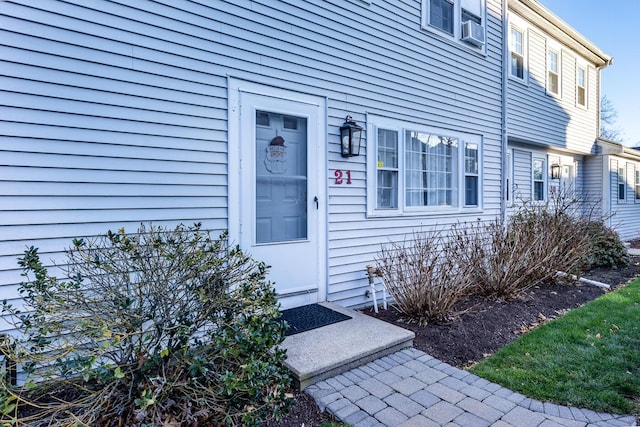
547,49 -> 560,95
533,158 -> 545,201
618,165 -> 626,200
510,27 -> 525,79
376,129 -> 399,209
368,118 -> 482,216
576,66 -> 587,107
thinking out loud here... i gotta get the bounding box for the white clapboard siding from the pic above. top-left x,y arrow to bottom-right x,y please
507,26 -> 599,154
511,149 -> 533,202
1,0 -> 505,315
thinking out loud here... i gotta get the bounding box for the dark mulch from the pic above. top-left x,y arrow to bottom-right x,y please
269,255 -> 640,426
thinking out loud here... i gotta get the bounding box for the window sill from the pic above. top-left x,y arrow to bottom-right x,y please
508,74 -> 528,86
545,90 -> 562,100
420,24 -> 488,58
367,207 -> 484,219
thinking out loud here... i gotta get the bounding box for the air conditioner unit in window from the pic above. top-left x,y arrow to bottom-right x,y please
461,20 -> 485,47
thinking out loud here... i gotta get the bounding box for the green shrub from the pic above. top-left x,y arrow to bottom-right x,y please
584,220 -> 629,268
1,223 -> 292,426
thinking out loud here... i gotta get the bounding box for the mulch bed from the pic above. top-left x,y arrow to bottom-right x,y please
268,255 -> 640,426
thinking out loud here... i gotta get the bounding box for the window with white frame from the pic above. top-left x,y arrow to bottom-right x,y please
547,48 -> 560,95
635,167 -> 640,201
464,142 -> 479,206
429,0 -> 454,34
423,0 -> 486,50
368,118 -> 482,215
576,65 -> 587,107
533,157 -> 545,201
618,164 -> 626,201
509,26 -> 525,80
376,128 -> 399,209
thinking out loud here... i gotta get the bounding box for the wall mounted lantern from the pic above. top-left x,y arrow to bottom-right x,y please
550,163 -> 561,180
340,115 -> 363,157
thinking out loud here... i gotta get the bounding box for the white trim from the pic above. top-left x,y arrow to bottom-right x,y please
421,0 -> 488,55
227,77 -> 328,305
575,58 -> 588,109
532,155 -> 546,201
546,39 -> 562,98
508,13 -> 529,85
366,114 -> 484,217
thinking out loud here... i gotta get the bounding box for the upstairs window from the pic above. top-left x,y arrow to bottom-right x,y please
424,0 -> 486,50
576,65 -> 587,107
429,0 -> 454,34
509,26 -> 525,80
547,48 -> 560,96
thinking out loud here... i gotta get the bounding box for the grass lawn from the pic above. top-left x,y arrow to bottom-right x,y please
470,278 -> 640,415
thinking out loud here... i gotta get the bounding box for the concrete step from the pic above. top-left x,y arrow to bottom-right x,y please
279,302 -> 415,390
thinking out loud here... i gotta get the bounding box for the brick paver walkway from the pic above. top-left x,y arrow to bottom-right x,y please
306,348 -> 637,427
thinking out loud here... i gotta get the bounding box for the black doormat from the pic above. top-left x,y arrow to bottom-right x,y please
279,304 -> 352,336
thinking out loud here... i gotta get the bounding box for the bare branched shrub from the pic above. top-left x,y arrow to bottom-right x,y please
473,190 -> 597,297
1,223 -> 291,426
376,229 -> 477,324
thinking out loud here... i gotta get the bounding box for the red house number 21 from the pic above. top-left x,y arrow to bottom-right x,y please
334,169 -> 352,185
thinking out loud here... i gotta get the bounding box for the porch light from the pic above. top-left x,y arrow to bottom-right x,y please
551,163 -> 561,180
340,115 -> 363,157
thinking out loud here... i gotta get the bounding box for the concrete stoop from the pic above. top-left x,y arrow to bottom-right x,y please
279,302 -> 414,390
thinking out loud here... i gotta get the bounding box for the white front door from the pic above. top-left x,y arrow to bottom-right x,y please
228,82 -> 326,309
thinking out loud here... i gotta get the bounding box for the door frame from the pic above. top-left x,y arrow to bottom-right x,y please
227,77 -> 328,306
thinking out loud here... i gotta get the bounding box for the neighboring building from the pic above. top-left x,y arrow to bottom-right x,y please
596,139 -> 640,240
0,0 -> 634,330
505,0 -> 612,211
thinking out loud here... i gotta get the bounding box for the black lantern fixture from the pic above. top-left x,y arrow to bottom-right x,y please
551,163 -> 561,180
340,115 -> 363,157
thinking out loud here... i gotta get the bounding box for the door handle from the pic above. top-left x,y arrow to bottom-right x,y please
313,196 -> 319,210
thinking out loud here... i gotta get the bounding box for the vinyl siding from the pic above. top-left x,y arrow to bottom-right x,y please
507,20 -> 599,154
0,0 -> 505,316
511,149 -> 532,202
583,154 -> 604,216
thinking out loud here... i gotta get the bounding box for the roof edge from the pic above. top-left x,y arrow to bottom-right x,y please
510,0 -> 613,68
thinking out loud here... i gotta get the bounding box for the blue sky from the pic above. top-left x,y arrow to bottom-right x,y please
538,0 -> 640,146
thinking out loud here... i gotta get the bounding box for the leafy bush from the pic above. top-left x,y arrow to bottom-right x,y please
376,229 -> 478,324
1,223 -> 291,426
584,220 -> 629,268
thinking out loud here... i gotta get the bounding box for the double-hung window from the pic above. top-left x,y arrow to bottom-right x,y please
376,129 -> 399,209
618,165 -> 626,201
547,47 -> 561,96
423,0 -> 486,50
533,157 -> 546,201
576,65 -> 587,107
509,26 -> 525,80
368,117 -> 482,216
429,0 -> 455,34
